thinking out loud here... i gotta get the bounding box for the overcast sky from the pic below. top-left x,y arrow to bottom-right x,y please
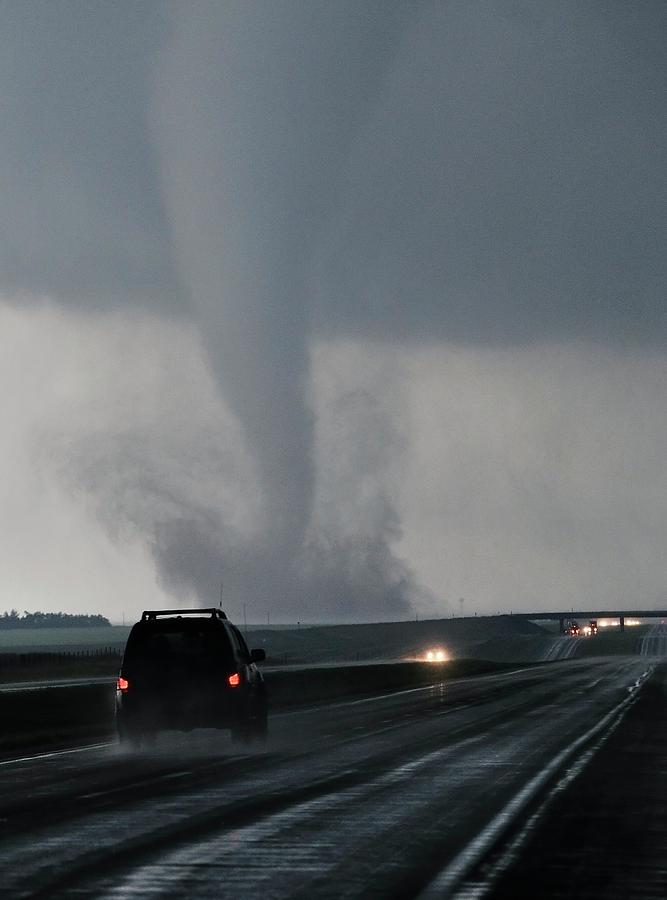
1,2 -> 665,622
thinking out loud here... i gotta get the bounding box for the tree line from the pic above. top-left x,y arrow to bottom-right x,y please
0,610 -> 111,628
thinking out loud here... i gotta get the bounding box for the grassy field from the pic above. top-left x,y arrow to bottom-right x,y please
0,650 -> 121,684
0,626 -> 131,653
0,617 -> 540,660
0,626 -> 129,683
0,617 -> 655,683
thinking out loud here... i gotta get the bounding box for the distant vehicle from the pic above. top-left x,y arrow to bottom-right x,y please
116,608 -> 267,747
589,620 -> 598,635
566,621 -> 580,636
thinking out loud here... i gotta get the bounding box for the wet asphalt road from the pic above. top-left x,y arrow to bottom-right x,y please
489,658 -> 667,900
639,622 -> 667,657
0,657 -> 654,898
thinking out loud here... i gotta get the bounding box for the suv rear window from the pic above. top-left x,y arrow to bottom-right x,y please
124,620 -> 235,677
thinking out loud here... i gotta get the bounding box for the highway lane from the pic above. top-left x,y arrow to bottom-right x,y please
540,635 -> 580,662
0,658 -> 650,898
639,622 -> 667,656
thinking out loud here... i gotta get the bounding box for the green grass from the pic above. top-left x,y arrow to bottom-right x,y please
0,626 -> 131,653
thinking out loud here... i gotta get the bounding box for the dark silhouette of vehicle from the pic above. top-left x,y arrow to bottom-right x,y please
564,620 -> 580,636
116,608 -> 267,746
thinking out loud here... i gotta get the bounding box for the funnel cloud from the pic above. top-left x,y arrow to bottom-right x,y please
151,2 -> 418,615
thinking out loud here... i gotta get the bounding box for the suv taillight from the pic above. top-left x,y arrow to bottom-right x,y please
228,673 -> 241,687
117,676 -> 129,692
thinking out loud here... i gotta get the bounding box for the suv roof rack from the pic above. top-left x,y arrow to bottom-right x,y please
140,608 -> 228,622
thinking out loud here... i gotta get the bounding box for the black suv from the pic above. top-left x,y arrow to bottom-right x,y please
116,608 -> 267,746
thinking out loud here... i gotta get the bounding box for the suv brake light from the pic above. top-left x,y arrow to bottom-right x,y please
117,676 -> 129,692
228,672 -> 241,687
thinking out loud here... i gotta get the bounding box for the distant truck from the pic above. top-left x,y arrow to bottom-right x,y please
589,620 -> 598,635
565,620 -> 580,636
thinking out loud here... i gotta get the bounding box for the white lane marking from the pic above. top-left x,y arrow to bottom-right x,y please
272,683 -> 448,717
627,670 -> 650,693
272,666 -> 542,720
541,636 -> 580,662
417,667 -> 653,899
639,624 -> 667,657
0,742 -> 113,768
453,707 -> 633,900
0,676 -> 114,694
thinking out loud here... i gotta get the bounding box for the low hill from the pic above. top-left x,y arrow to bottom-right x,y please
246,615 -> 547,664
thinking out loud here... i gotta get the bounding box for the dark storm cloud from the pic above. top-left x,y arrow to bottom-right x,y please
0,1 -> 179,306
312,2 -> 667,346
1,2 -> 664,333
1,2 -> 665,618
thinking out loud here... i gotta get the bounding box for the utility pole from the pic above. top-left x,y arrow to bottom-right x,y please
243,602 -> 248,638
459,597 -> 464,618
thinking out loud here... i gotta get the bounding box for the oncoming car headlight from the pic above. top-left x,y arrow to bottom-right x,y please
425,649 -> 448,663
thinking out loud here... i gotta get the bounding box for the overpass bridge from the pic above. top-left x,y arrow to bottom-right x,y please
511,610 -> 667,633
